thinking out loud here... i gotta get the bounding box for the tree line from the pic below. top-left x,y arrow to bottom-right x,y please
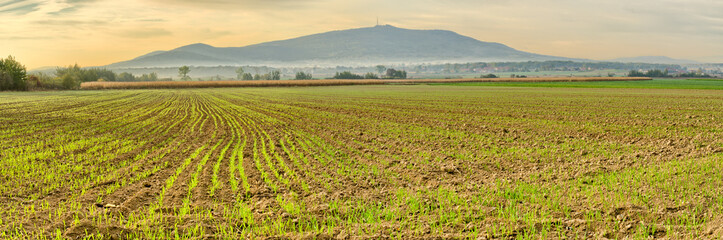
231,67 -> 282,80
628,69 -> 712,78
51,65 -> 160,89
2,59 -> 409,91
3,61 -> 162,90
331,68 -> 407,79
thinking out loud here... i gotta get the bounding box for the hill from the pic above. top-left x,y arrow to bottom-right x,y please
608,56 -> 700,65
106,25 -> 579,68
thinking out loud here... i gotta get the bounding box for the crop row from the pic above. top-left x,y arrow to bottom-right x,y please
0,86 -> 721,239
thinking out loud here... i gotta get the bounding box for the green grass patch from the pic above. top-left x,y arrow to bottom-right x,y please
687,78 -> 723,81
432,78 -> 723,90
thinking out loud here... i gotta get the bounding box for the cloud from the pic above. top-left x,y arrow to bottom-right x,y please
0,35 -> 57,40
32,19 -> 106,26
116,28 -> 173,39
5,0 -> 723,68
0,0 -> 40,14
138,18 -> 165,22
146,0 -> 317,9
0,0 -> 101,16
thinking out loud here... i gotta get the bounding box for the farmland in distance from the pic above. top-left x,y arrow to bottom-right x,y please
1,85 -> 722,239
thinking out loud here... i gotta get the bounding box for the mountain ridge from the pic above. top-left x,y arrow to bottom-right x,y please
608,56 -> 700,65
106,25 -> 582,68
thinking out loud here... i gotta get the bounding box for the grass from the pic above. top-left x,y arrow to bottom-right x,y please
434,78 -> 723,89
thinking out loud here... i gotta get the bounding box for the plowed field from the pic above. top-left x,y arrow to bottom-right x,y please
1,85 -> 722,239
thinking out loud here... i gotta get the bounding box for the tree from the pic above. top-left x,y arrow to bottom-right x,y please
295,72 -> 312,80
61,74 -> 78,89
235,67 -> 245,80
333,71 -> 363,79
270,70 -> 281,80
0,55 -> 28,91
55,65 -> 117,85
30,72 -> 62,89
0,72 -> 11,91
137,73 -> 158,81
384,69 -> 407,79
241,73 -> 253,80
364,72 -> 379,79
678,72 -> 712,78
54,65 -> 83,89
480,74 -> 498,78
118,72 -> 135,82
94,69 -> 116,82
375,65 -> 386,75
628,70 -> 644,77
628,69 -> 670,77
27,75 -> 40,88
178,66 -> 191,80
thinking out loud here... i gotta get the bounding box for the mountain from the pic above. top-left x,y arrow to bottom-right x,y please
28,66 -> 59,75
608,56 -> 700,65
106,25 -> 580,68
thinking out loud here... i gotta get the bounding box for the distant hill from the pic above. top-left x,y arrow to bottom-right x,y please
28,66 -> 59,75
608,56 -> 700,65
106,25 -> 580,68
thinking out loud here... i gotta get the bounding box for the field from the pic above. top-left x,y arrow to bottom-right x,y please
79,77 -> 650,90
1,85 -> 722,239
436,78 -> 723,90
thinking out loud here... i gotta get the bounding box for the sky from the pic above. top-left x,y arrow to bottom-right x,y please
1,0 -> 723,69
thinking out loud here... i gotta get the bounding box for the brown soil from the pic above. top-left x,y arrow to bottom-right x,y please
1,86 -> 721,239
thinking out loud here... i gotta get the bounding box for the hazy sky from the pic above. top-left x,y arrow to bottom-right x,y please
2,0 -> 722,69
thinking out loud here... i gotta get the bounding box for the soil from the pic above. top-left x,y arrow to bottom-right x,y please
1,86 -> 721,239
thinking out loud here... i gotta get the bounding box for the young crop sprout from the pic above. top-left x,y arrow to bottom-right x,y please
1,84 -> 721,238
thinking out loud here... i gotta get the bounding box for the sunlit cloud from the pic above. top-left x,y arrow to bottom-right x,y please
0,1 -> 40,14
2,0 -> 722,68
115,28 -> 173,39
146,0 -> 319,9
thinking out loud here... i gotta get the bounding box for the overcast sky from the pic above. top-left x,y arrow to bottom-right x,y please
2,0 -> 722,68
